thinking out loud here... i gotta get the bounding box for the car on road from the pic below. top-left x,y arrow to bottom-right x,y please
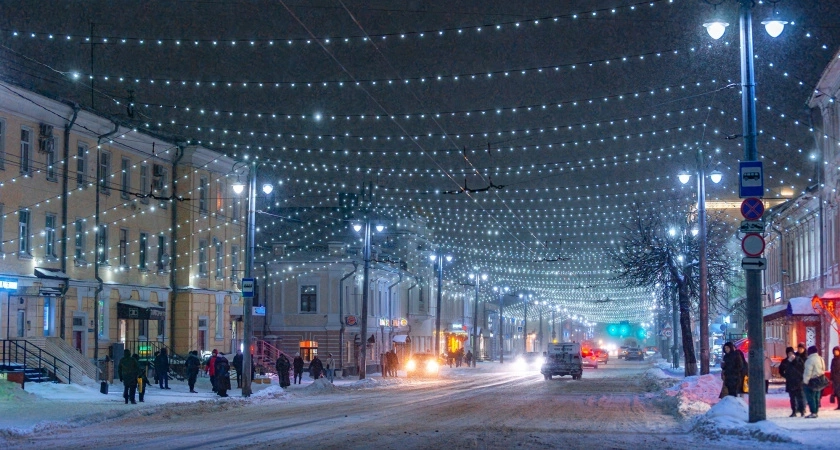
515,352 -> 544,371
580,348 -> 599,369
644,346 -> 658,356
541,342 -> 583,380
593,348 -> 609,365
617,346 -> 629,360
404,353 -> 441,378
624,347 -> 644,361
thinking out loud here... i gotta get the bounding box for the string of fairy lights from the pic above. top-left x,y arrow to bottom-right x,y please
1,0 -> 836,324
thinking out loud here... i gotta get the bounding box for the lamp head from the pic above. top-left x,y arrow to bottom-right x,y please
352,223 -> 362,233
262,183 -> 273,195
678,170 -> 691,185
232,182 -> 245,194
375,224 -> 385,233
481,274 -> 488,281
709,169 -> 723,184
445,255 -> 453,262
429,254 -> 437,262
703,20 -> 729,40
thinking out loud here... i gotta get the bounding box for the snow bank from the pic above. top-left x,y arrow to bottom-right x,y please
302,378 -> 338,393
664,374 -> 722,418
693,396 -> 794,443
250,384 -> 292,401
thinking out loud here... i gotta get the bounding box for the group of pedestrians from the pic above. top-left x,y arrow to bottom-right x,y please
382,350 -> 400,377
274,352 -> 336,387
777,343 -> 839,419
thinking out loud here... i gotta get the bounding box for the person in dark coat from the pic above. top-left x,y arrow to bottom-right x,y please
831,346 -> 840,410
207,349 -> 218,392
778,346 -> 806,417
721,342 -> 743,398
232,350 -> 244,388
293,353 -> 304,384
215,352 -> 232,397
387,350 -> 399,377
132,353 -> 150,402
118,349 -> 139,404
309,354 -> 324,380
154,348 -> 170,389
796,342 -> 808,364
185,350 -> 201,393
276,353 -> 291,388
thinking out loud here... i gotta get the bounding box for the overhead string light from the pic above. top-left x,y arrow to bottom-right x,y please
0,0 -> 674,48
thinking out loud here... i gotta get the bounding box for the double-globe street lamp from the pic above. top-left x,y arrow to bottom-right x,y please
351,219 -> 385,380
678,151 -> 722,376
703,0 -> 787,422
493,286 -> 510,363
231,161 -> 275,397
430,252 -> 453,358
467,272 -> 487,367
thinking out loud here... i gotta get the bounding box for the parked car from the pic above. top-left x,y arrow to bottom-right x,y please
644,346 -> 658,356
404,353 -> 441,378
593,348 -> 609,365
624,347 -> 645,361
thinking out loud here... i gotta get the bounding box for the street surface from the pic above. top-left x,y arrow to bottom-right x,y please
2,360 -> 793,449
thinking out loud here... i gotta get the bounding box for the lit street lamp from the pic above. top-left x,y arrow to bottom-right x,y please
493,286 -> 509,363
430,251 -> 452,357
352,219 -> 385,380
678,149 -> 722,376
703,0 -> 782,422
468,272 -> 487,367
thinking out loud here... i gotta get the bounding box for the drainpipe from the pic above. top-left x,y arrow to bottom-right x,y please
406,277 -> 419,338
338,263 -> 358,371
261,260 -> 270,337
60,103 -> 80,340
168,145 -> 185,353
94,120 -> 119,361
388,274 -> 402,349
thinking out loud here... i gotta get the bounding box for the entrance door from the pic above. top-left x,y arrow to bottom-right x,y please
73,331 -> 83,351
16,309 -> 25,337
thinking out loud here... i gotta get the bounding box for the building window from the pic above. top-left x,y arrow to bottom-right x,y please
231,196 -> 241,221
199,239 -> 208,277
300,285 -> 317,313
139,232 -> 148,270
20,126 -> 32,175
76,143 -> 87,188
157,235 -> 169,272
231,245 -> 240,281
74,219 -> 86,262
18,209 -> 31,256
45,214 -> 57,258
98,151 -> 111,194
43,297 -> 52,336
139,164 -> 149,204
153,164 -> 168,209
215,302 -> 224,340
119,229 -> 129,267
97,224 -> 108,265
46,146 -> 57,181
214,238 -> 223,279
120,158 -> 131,199
199,176 -> 208,214
0,117 -> 6,170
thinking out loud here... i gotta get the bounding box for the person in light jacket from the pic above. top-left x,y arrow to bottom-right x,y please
802,345 -> 827,418
325,353 -> 336,383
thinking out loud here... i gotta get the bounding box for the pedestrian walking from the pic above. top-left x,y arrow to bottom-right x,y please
803,345 -> 827,418
132,353 -> 150,402
232,350 -> 244,388
778,346 -> 806,417
154,348 -> 171,389
207,349 -> 219,392
831,346 -> 840,410
325,353 -> 335,383
118,349 -> 139,404
388,350 -> 399,377
721,342 -> 743,398
293,353 -> 304,384
310,354 -> 324,380
186,350 -> 201,393
465,350 -> 473,367
276,353 -> 291,388
381,352 -> 389,377
215,352 -> 232,397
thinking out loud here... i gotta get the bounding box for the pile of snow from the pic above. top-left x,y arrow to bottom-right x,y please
345,377 -> 410,389
664,374 -> 723,418
646,367 -> 673,380
250,384 -> 292,400
693,396 -> 794,443
302,378 -> 337,393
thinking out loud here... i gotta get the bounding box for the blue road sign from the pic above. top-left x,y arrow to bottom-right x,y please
739,161 -> 764,198
242,278 -> 255,298
740,197 -> 764,221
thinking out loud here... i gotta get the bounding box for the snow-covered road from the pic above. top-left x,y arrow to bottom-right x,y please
0,360 -> 827,449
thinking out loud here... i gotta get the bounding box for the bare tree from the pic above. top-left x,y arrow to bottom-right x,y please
610,201 -> 737,376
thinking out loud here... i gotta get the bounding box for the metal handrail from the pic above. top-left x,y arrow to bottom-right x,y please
1,339 -> 73,383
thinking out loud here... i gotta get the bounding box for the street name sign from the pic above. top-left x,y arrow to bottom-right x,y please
741,257 -> 768,271
242,277 -> 255,298
739,161 -> 764,198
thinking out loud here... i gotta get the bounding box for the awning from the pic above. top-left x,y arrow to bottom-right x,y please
117,300 -> 166,320
393,335 -> 411,344
763,297 -> 818,322
763,303 -> 788,322
38,287 -> 63,297
34,267 -> 69,280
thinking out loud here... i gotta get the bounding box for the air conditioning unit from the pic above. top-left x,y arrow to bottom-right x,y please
39,137 -> 55,153
39,123 -> 54,137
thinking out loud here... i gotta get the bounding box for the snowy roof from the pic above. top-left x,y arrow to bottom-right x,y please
786,297 -> 818,316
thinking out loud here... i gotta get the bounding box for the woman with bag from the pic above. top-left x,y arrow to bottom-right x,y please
803,345 -> 828,418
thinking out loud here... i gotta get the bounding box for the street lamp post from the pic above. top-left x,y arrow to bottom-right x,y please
431,252 -> 452,358
495,286 -> 509,363
468,273 -> 487,367
522,294 -> 529,353
703,0 -> 782,422
353,220 -> 384,380
679,149 -> 722,376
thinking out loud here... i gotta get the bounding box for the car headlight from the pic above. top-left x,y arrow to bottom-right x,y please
515,356 -> 525,366
406,360 -> 417,371
426,360 -> 439,373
